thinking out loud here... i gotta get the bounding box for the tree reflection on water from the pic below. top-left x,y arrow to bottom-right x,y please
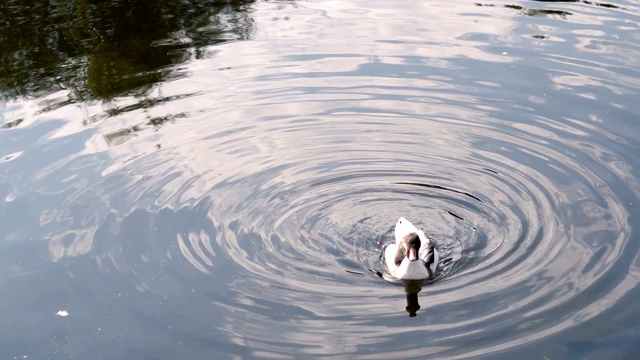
0,0 -> 257,101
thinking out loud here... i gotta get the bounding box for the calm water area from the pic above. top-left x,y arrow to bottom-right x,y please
1,0 -> 640,359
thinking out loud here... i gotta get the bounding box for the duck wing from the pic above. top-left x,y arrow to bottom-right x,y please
419,240 -> 438,277
384,243 -> 400,272
420,241 -> 435,265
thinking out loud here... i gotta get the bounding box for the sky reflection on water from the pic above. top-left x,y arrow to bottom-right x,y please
1,0 -> 640,359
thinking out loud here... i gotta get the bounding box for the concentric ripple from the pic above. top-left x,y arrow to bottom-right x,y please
2,0 -> 640,359
72,81 -> 636,357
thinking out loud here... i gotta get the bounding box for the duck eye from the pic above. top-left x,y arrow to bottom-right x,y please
399,220 -> 402,224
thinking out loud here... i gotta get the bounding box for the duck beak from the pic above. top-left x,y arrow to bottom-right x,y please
407,246 -> 418,261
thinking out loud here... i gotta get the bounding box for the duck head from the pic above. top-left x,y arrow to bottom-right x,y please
395,232 -> 421,265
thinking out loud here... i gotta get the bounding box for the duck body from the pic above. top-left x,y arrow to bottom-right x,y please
384,217 -> 439,280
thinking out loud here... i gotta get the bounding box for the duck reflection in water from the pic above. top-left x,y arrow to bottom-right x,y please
372,271 -> 425,317
404,281 -> 423,317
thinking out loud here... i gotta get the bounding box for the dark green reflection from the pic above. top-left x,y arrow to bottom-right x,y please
505,5 -> 573,17
475,1 -> 619,14
0,0 -> 257,100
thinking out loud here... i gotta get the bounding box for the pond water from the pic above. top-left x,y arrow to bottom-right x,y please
1,0 -> 640,358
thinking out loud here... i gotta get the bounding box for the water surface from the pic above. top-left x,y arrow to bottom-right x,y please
1,0 -> 640,358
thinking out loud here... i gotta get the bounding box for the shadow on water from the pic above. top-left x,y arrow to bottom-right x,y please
0,0 -> 257,101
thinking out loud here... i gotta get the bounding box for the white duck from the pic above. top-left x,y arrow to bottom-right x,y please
384,217 -> 439,280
